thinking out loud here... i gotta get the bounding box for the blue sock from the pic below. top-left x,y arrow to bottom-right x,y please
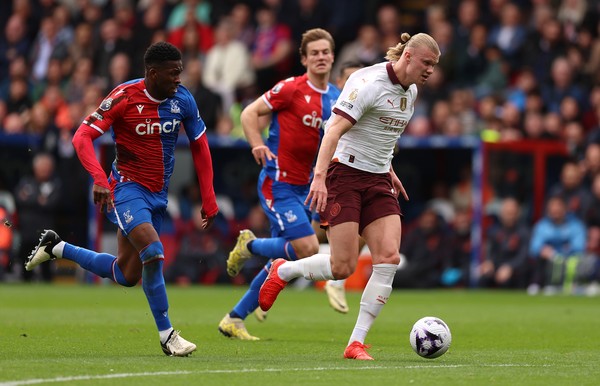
140,242 -> 171,331
231,262 -> 270,320
63,244 -> 132,286
249,238 -> 298,260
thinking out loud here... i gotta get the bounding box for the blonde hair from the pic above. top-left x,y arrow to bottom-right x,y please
385,32 -> 440,61
299,28 -> 335,57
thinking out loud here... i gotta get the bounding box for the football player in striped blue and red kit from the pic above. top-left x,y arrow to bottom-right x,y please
218,28 -> 340,340
25,42 -> 218,356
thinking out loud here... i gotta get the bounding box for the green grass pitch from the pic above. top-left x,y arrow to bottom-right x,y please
1,284 -> 599,385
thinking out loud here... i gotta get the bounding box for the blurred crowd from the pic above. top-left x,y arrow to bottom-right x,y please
1,0 -> 600,293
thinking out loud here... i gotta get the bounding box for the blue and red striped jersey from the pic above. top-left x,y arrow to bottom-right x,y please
82,79 -> 205,193
261,74 -> 340,185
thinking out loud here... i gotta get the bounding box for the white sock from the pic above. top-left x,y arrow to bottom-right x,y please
327,279 -> 346,287
52,241 -> 66,257
159,327 -> 174,344
348,263 -> 397,345
278,254 -> 333,281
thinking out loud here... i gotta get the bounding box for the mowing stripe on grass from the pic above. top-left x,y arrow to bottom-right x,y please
0,364 -> 552,386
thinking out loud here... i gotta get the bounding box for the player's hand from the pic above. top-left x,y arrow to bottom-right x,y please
391,173 -> 409,201
201,209 -> 217,229
306,176 -> 328,213
92,184 -> 114,212
251,145 -> 276,166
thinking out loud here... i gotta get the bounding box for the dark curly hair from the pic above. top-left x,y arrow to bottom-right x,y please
144,42 -> 182,68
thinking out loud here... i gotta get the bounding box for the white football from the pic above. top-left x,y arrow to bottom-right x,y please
409,316 -> 452,359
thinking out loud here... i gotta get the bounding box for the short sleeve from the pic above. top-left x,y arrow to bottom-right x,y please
82,89 -> 128,134
261,78 -> 296,112
332,72 -> 375,125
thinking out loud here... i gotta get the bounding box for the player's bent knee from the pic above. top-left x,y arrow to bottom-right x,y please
139,241 -> 165,263
120,275 -> 138,287
373,252 -> 401,266
331,262 -> 355,280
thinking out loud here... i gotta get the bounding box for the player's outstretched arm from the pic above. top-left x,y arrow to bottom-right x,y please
72,125 -> 114,211
306,114 -> 353,213
241,98 -> 276,166
190,134 -> 218,229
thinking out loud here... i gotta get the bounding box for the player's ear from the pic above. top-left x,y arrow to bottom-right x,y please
301,55 -> 307,68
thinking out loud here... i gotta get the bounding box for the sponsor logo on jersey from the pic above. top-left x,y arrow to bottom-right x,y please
340,101 -> 353,110
135,118 -> 181,135
348,89 -> 358,102
304,95 -> 311,103
136,104 -> 144,114
170,100 -> 180,113
272,83 -> 284,94
284,210 -> 297,223
387,98 -> 397,108
91,112 -> 103,121
379,116 -> 408,133
99,98 -> 113,111
302,111 -> 323,129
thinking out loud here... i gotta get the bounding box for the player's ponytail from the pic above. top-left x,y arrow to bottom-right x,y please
385,32 -> 440,61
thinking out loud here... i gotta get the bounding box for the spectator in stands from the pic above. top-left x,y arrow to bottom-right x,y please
548,160 -> 592,219
31,57 -> 65,102
332,25 -> 380,80
453,23 -> 488,88
523,17 -> 567,85
30,16 -> 70,81
94,18 -> 131,81
14,152 -> 62,282
487,2 -> 527,70
183,58 -> 222,132
584,174 -> 600,228
130,2 -> 166,78
582,143 -> 600,188
203,17 -> 255,115
479,197 -> 530,288
528,195 -> 586,295
557,0 -> 588,42
63,57 -> 96,104
523,111 -> 549,139
0,13 -> 31,81
442,209 -> 472,287
3,76 -> 31,115
563,121 -> 586,161
394,208 -> 450,289
67,23 -> 95,67
105,53 -> 131,93
580,26 -> 600,85
452,0 -> 481,52
229,2 -> 255,50
167,7 -> 214,62
167,0 -> 212,30
250,5 -> 293,94
28,102 -> 55,136
543,111 -> 564,139
375,3 -> 402,45
542,56 -> 587,114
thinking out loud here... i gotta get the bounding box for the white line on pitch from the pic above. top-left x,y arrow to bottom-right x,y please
0,364 -> 553,386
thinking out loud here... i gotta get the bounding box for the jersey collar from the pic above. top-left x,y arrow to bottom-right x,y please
386,62 -> 401,85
